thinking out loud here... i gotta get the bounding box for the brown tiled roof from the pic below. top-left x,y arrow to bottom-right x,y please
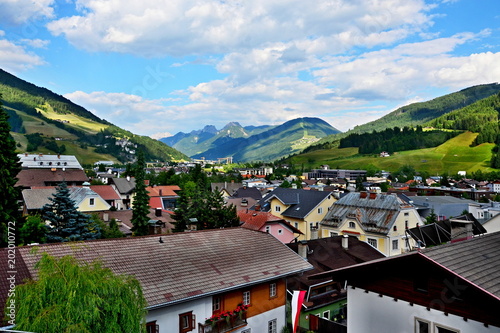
3,228 -> 312,309
16,168 -> 89,188
238,210 -> 302,234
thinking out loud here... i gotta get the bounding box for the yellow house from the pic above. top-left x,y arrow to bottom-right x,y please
320,191 -> 422,256
255,187 -> 336,240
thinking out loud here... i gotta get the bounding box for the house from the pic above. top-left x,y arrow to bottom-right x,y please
90,185 -> 122,210
254,187 -> 336,241
320,191 -> 422,256
108,176 -> 136,209
286,235 -> 385,332
16,168 -> 89,189
238,210 -> 303,243
211,182 -> 242,199
0,228 -> 313,332
481,213 -> 500,233
22,185 -> 111,215
310,232 -> 500,332
487,180 -> 500,193
308,168 -> 367,181
18,153 -> 83,169
225,186 -> 263,211
146,185 -> 181,211
411,195 -> 484,221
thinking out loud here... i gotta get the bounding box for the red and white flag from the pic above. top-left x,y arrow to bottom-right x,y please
291,290 -> 306,333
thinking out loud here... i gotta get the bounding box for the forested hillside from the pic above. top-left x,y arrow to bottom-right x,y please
0,69 -> 188,164
339,126 -> 459,154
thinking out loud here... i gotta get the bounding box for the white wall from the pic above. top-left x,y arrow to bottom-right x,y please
347,286 -> 500,333
146,297 -> 211,333
146,299 -> 286,333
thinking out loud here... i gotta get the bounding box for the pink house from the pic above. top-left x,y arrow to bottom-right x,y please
238,210 -> 303,243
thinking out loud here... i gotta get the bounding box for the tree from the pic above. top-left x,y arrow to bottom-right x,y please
131,150 -> 150,236
19,215 -> 48,245
0,95 -> 22,245
425,209 -> 438,225
11,252 -> 147,333
42,182 -> 101,242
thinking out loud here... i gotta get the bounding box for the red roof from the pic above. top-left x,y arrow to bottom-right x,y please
238,210 -> 303,234
90,185 -> 121,200
146,185 -> 181,197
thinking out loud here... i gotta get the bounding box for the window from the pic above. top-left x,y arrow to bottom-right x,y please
330,232 -> 338,237
393,225 -> 397,231
270,283 -> 277,298
415,318 -> 430,333
278,229 -> 283,234
367,238 -> 377,248
434,324 -> 459,333
318,207 -> 323,214
89,198 -> 95,206
392,239 -> 399,250
275,206 -> 281,212
243,291 -> 251,305
323,310 -> 330,319
179,312 -> 195,333
294,222 -> 299,229
348,221 -> 356,229
146,321 -> 159,333
404,212 -> 409,216
268,319 -> 277,333
241,329 -> 251,333
405,220 -> 409,229
212,296 -> 221,312
265,226 -> 270,233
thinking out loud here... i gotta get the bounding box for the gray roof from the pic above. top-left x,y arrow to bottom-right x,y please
258,187 -> 333,219
18,153 -> 83,169
111,177 -> 136,194
423,231 -> 500,298
321,192 -> 412,234
411,196 -> 479,206
22,186 -> 102,210
4,228 -> 313,309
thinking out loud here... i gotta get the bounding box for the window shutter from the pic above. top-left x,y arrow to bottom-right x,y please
191,314 -> 196,329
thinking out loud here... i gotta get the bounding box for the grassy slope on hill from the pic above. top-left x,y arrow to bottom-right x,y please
287,132 -> 494,175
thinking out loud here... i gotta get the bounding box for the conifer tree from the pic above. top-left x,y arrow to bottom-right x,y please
0,95 -> 22,245
131,150 -> 150,236
42,182 -> 101,242
11,253 -> 147,333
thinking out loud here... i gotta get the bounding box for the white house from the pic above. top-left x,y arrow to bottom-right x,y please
310,232 -> 500,333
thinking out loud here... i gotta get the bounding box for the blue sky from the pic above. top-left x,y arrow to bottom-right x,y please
1,0 -> 499,138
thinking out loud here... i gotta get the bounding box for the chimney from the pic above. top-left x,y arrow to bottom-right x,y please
298,240 -> 308,259
255,204 -> 261,211
360,192 -> 368,199
155,208 -> 162,217
25,153 -> 28,156
310,228 -> 318,240
57,154 -> 61,159
369,192 -> 377,200
159,189 -> 163,196
127,175 -> 131,182
342,235 -> 349,249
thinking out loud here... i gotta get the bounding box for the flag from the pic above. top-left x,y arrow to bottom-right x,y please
291,290 -> 306,333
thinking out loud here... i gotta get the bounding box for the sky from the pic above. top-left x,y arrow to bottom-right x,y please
1,0 -> 500,139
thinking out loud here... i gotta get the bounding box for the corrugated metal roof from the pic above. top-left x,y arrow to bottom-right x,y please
4,228 -> 313,309
322,192 -> 408,234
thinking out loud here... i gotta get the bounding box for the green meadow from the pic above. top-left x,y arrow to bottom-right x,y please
287,132 -> 495,175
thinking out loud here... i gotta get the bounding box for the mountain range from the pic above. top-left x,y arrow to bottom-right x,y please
160,118 -> 340,162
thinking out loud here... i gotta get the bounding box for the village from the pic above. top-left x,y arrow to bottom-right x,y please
1,153 -> 499,333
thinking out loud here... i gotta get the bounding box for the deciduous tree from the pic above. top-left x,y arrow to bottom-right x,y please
11,252 -> 147,333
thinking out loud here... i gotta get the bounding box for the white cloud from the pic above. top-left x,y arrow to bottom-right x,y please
0,39 -> 46,72
0,0 -> 54,25
46,0 -> 431,57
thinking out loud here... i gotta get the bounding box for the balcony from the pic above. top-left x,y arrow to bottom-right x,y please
198,311 -> 247,333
